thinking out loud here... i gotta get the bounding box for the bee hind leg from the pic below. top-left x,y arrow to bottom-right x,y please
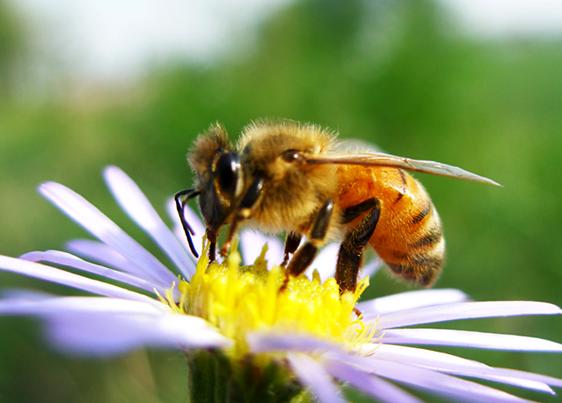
282,200 -> 334,289
336,198 -> 381,293
281,232 -> 302,267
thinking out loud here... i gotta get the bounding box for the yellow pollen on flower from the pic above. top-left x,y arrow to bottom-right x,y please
162,242 -> 374,357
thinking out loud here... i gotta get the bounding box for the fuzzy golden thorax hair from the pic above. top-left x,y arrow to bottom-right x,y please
237,121 -> 340,234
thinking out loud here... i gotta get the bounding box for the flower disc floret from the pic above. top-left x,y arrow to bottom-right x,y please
160,243 -> 373,357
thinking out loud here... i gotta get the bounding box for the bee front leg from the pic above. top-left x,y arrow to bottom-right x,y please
284,200 -> 334,285
336,198 -> 381,293
220,177 -> 265,257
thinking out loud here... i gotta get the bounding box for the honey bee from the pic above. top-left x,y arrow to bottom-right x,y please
176,121 -> 499,292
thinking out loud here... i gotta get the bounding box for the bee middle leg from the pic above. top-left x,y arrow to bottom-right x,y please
206,229 -> 218,262
336,198 -> 381,293
281,232 -> 302,267
285,199 -> 334,280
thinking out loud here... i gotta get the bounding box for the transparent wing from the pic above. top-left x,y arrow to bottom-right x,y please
305,152 -> 500,186
332,139 -> 382,154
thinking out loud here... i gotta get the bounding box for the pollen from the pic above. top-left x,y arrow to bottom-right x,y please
161,242 -> 374,357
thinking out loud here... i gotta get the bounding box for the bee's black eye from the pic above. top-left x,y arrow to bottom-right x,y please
215,152 -> 241,198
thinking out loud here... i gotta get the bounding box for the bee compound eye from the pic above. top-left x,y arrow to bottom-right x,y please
216,152 -> 241,198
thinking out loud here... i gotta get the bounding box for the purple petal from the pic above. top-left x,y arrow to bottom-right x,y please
359,289 -> 469,317
306,243 -> 339,281
0,295 -> 230,356
1,289 -> 54,301
21,250 -> 158,293
239,230 -> 284,266
0,255 -> 159,305
104,166 -> 194,279
373,344 -> 489,369
250,332 -> 558,399
336,354 -> 532,402
287,353 -> 345,403
372,344 -> 554,394
376,301 -> 561,329
248,331 -> 338,353
360,256 -> 382,279
46,313 -> 229,356
39,182 -> 176,285
305,245 -> 381,281
382,328 -> 562,352
327,360 -> 422,403
166,199 -> 205,259
65,239 -> 143,276
472,367 -> 562,390
441,367 -> 555,394
0,295 -> 165,316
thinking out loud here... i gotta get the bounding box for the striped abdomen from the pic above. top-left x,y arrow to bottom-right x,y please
337,165 -> 445,286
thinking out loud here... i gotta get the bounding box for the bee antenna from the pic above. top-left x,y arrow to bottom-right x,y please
174,188 -> 201,258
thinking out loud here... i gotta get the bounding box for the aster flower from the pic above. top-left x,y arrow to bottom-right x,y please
0,166 -> 561,402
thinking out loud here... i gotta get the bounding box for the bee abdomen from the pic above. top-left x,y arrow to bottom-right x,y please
387,246 -> 444,286
410,226 -> 442,249
411,202 -> 432,225
385,216 -> 445,286
366,170 -> 446,287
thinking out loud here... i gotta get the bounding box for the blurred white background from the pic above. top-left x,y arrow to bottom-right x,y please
14,0 -> 562,83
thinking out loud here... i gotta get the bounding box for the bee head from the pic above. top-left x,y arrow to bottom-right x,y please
188,124 -> 244,235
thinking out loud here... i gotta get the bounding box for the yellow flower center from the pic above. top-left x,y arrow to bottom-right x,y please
159,242 -> 375,358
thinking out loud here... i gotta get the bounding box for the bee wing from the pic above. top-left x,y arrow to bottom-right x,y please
332,139 -> 382,154
305,152 -> 501,186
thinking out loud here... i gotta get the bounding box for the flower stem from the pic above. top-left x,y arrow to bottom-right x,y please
186,349 -> 311,403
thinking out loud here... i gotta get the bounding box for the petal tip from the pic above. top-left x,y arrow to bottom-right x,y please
38,182 -> 72,202
19,252 -> 39,262
102,165 -> 122,179
38,181 -> 58,194
102,166 -> 129,186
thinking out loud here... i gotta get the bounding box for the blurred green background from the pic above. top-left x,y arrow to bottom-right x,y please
0,0 -> 560,401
